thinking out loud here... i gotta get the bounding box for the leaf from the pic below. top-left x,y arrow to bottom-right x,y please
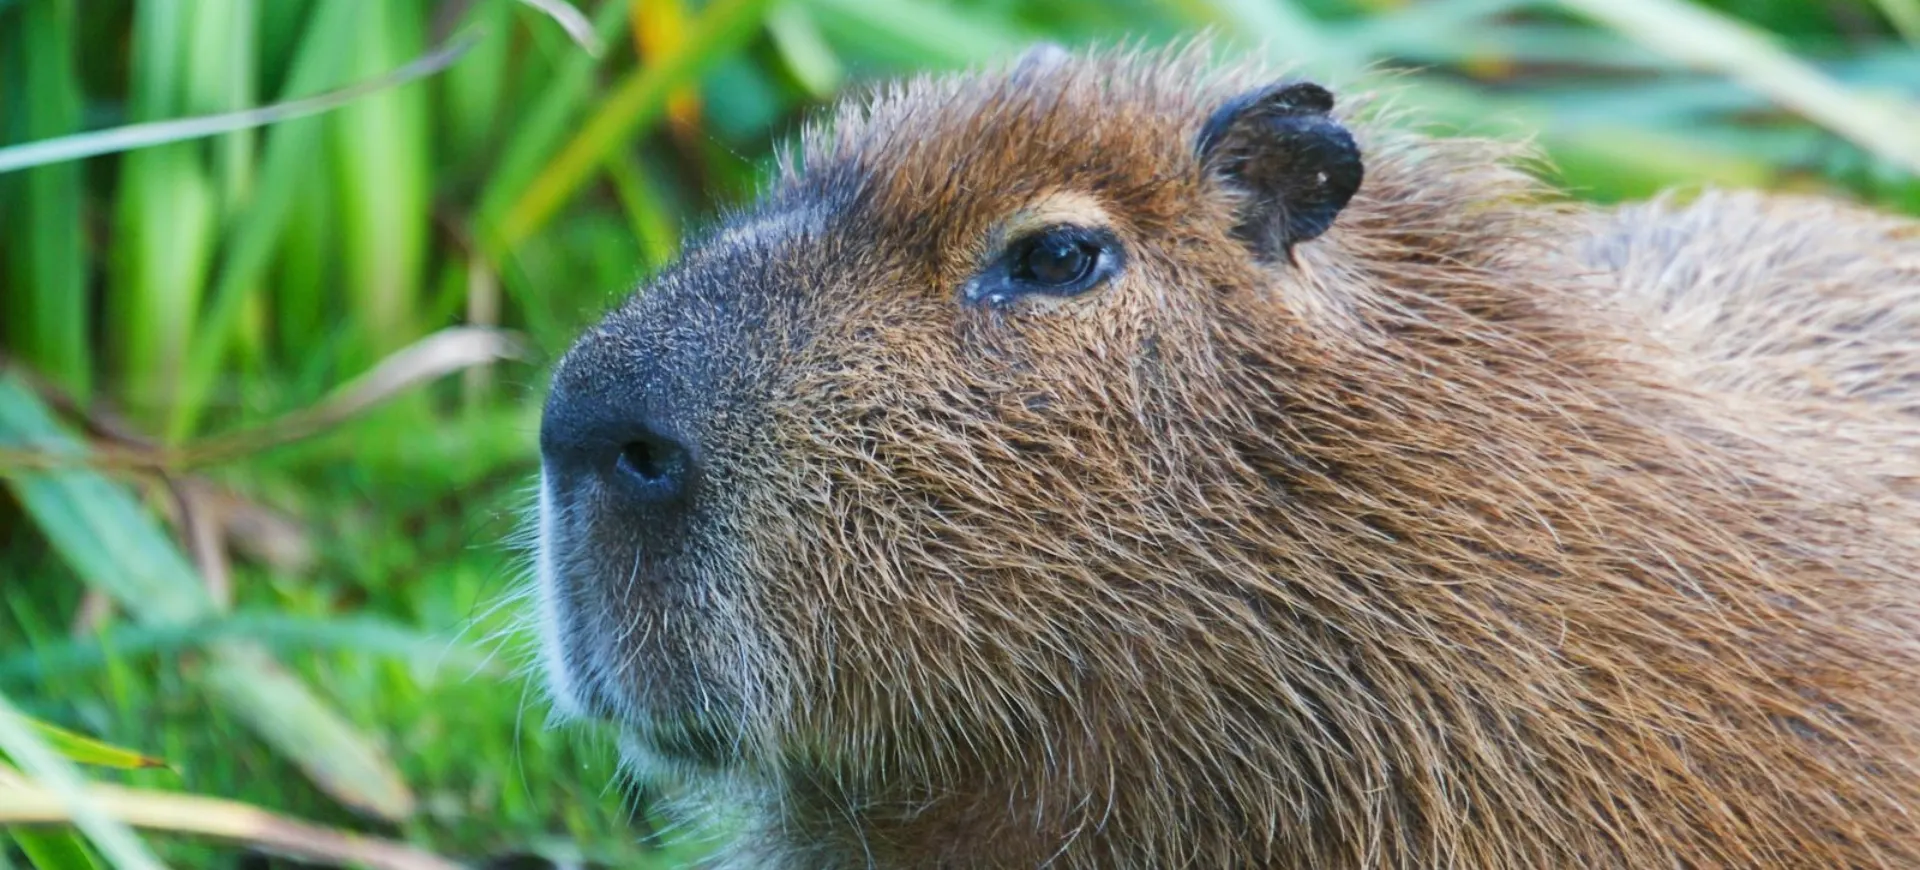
0,0 -> 91,400
766,4 -> 843,99
168,0 -> 360,440
9,829 -> 107,870
606,153 -> 680,273
0,374 -> 416,821
23,719 -> 168,772
1340,0 -> 1540,57
196,643 -> 417,823
0,375 -> 214,624
330,4 -> 436,365
800,0 -> 1024,70
184,0 -> 258,214
1555,0 -> 1920,175
3,327 -> 530,475
1517,46 -> 1920,128
1154,0 -> 1328,64
0,613 -> 500,685
472,0 -> 634,240
182,327 -> 529,467
1867,0 -> 1920,44
0,693 -> 166,870
517,0 -> 604,57
0,32 -> 479,174
489,0 -> 779,250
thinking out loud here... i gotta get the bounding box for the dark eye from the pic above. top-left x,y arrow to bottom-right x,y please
1014,234 -> 1097,286
963,225 -> 1123,308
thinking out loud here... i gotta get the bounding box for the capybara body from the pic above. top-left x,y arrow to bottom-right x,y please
532,45 -> 1920,869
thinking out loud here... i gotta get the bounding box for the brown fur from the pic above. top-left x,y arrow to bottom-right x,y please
537,45 -> 1920,869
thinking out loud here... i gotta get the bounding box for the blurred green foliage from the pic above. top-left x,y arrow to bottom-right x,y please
0,0 -> 1915,866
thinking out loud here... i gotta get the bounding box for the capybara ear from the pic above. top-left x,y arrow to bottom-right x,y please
1195,81 -> 1363,260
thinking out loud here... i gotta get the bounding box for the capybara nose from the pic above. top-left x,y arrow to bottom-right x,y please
610,424 -> 692,504
540,374 -> 696,508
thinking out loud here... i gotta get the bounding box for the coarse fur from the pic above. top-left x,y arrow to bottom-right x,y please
530,43 -> 1920,869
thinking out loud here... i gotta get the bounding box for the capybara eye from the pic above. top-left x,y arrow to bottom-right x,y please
963,225 -> 1122,308
1014,232 -> 1097,287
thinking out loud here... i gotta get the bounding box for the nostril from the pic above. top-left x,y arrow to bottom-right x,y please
618,438 -> 664,481
615,430 -> 690,500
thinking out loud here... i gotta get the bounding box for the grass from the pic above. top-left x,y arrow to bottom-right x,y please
0,0 -> 1916,866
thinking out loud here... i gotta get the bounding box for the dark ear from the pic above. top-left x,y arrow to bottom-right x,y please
1195,81 -> 1363,261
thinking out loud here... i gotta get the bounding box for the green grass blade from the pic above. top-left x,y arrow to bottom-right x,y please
0,374 -> 416,821
0,613 -> 496,684
490,0 -> 779,250
1346,74 -> 1778,201
197,641 -> 417,821
126,0 -> 185,120
442,0 -> 515,171
1156,0 -> 1325,59
766,3 -> 844,99
0,0 -> 90,402
109,0 -> 213,426
186,0 -> 258,213
9,829 -> 107,870
1516,46 -> 1920,127
471,0 -> 634,241
1367,23 -> 1673,70
1341,0 -> 1535,54
0,692 -> 166,870
110,149 -> 215,423
168,0 -> 358,440
0,32 -> 476,174
801,0 -> 1024,70
1556,0 -> 1920,175
1867,0 -> 1920,43
23,719 -> 167,772
330,0 -> 434,364
1541,124 -> 1777,201
0,377 -> 214,624
274,174 -> 336,372
516,0 -> 604,56
607,152 -> 680,274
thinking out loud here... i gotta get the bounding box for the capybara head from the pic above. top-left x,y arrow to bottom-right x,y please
532,44 -> 1920,868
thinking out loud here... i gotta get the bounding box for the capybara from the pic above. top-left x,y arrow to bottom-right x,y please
531,44 -> 1920,869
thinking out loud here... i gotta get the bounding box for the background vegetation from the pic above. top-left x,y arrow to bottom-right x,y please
1,0 -> 1916,867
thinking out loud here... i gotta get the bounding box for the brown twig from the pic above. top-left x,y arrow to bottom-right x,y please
7,331 -> 523,626
0,782 -> 467,870
0,353 -> 157,450
0,327 -> 530,475
169,477 -> 233,610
